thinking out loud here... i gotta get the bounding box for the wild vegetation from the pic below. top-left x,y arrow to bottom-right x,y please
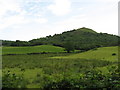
2,27 -> 120,89
2,46 -> 119,89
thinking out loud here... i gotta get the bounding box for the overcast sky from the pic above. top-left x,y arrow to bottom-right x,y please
0,0 -> 119,41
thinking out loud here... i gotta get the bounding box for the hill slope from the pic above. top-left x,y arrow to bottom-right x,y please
2,27 -> 119,50
29,27 -> 119,50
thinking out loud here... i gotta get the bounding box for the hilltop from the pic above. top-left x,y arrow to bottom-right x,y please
2,27 -> 120,50
29,27 -> 119,50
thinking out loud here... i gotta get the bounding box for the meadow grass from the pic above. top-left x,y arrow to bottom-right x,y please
52,46 -> 118,62
2,46 -> 119,88
2,45 -> 65,55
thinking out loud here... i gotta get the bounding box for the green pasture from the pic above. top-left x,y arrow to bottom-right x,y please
52,46 -> 118,62
2,45 -> 65,55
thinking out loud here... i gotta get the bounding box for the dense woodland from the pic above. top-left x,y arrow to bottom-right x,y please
2,27 -> 120,51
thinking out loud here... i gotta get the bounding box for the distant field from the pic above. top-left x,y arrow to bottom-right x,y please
52,46 -> 118,62
2,45 -> 65,55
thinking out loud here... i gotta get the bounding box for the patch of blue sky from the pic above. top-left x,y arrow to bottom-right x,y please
20,1 -> 50,17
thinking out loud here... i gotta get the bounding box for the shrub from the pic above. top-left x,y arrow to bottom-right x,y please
2,71 -> 28,88
43,67 -> 120,89
112,53 -> 116,56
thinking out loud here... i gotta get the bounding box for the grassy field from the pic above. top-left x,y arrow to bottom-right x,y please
2,45 -> 65,55
52,46 -> 118,62
2,46 -> 119,88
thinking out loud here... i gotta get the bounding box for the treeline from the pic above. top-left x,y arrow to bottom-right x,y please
2,27 -> 120,51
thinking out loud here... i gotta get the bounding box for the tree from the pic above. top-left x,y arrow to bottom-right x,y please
63,41 -> 75,53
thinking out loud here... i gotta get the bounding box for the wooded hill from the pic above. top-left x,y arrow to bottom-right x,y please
2,27 -> 120,51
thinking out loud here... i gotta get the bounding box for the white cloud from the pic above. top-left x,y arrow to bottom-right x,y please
71,0 -> 119,3
0,0 -> 26,30
96,0 -> 119,3
51,15 -> 87,33
34,18 -> 48,23
0,0 -> 48,30
0,16 -> 48,30
48,0 -> 71,16
0,15 -> 29,30
0,0 -> 21,17
22,0 -> 44,17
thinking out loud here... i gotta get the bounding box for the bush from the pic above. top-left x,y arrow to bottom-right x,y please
2,71 -> 28,88
112,53 -> 116,56
43,67 -> 120,89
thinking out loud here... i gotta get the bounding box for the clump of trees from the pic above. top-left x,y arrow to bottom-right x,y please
63,41 -> 75,53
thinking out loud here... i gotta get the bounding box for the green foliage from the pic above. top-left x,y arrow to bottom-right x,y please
43,67 -> 120,89
3,65 -> 119,89
2,40 -> 29,46
2,46 -> 119,88
63,41 -> 75,53
2,71 -> 28,88
2,27 -> 120,50
29,28 -> 119,50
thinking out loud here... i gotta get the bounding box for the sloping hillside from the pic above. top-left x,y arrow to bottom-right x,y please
2,27 -> 119,51
29,27 -> 119,50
